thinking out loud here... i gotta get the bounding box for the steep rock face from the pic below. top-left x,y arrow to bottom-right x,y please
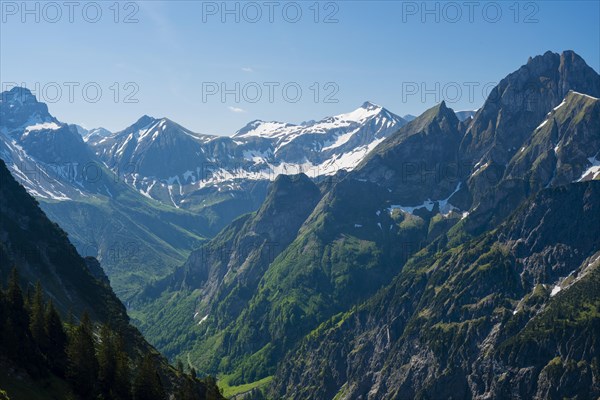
0,87 -> 56,134
21,126 -> 91,167
461,50 -> 600,203
355,101 -> 463,203
463,89 -> 600,237
462,51 -> 600,165
505,90 -> 600,188
270,182 -> 600,400
445,51 -> 600,238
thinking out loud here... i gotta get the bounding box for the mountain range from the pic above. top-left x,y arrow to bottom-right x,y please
129,50 -> 600,398
1,49 -> 599,399
0,90 -> 412,301
87,101 -> 407,211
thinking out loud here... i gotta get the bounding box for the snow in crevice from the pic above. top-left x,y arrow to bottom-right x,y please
536,119 -> 548,130
388,182 -> 463,217
552,253 -> 600,296
471,160 -> 489,177
551,99 -> 567,112
576,154 -> 600,182
437,182 -> 462,215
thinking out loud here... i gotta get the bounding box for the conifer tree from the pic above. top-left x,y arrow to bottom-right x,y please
6,268 -> 28,332
29,281 -> 46,349
4,268 -> 30,360
113,333 -> 133,400
175,376 -> 202,400
44,299 -> 67,373
0,280 -> 6,350
132,354 -> 166,400
66,311 -> 99,397
98,323 -> 117,398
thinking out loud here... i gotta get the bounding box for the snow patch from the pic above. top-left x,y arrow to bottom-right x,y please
23,122 -> 61,136
471,161 -> 489,177
570,91 -> 599,101
536,119 -> 548,130
577,155 -> 600,182
554,143 -> 560,154
389,183 -> 463,217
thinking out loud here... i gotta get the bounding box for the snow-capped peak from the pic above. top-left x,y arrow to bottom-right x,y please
231,102 -> 404,146
330,102 -> 384,124
83,127 -> 112,142
234,120 -> 294,138
360,101 -> 381,110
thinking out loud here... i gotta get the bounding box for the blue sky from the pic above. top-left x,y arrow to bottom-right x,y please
1,1 -> 599,135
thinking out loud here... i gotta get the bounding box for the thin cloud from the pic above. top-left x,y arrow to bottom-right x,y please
228,106 -> 246,113
241,67 -> 254,72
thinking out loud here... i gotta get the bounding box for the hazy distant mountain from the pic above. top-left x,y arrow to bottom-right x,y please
90,102 -> 407,209
82,126 -> 112,142
0,87 -> 214,300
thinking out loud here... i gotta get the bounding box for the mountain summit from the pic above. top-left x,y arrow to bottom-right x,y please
90,102 -> 407,208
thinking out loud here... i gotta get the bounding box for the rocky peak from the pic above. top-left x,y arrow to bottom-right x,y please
461,50 -> 600,171
360,101 -> 381,111
257,173 -> 320,218
394,100 -> 459,138
1,86 -> 38,105
123,115 -> 157,134
0,87 -> 56,133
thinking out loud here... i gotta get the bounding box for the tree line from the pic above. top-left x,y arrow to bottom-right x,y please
0,268 -> 211,400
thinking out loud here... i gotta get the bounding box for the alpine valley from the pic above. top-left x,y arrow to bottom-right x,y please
1,50 -> 600,399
